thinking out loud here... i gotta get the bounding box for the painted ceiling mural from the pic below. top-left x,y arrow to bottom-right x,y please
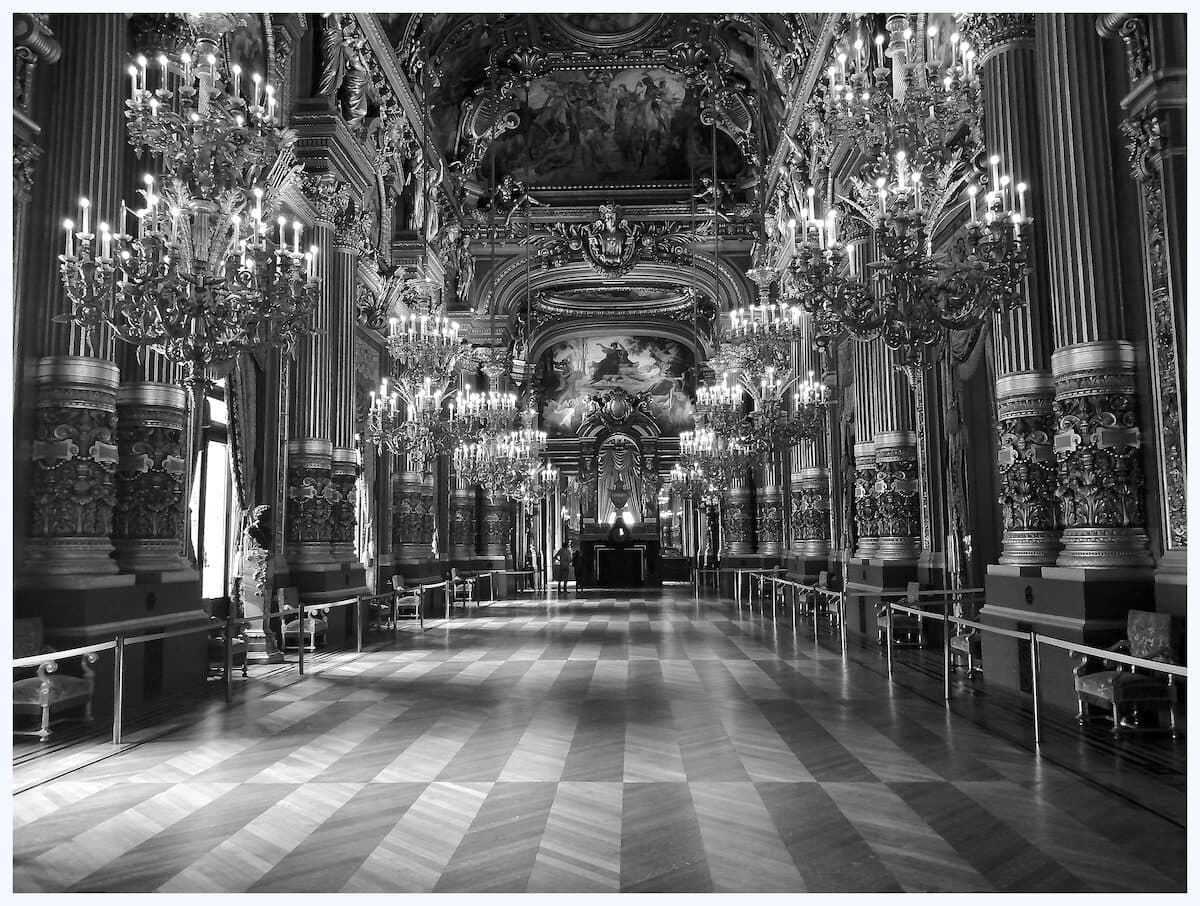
538,335 -> 695,438
491,69 -> 744,186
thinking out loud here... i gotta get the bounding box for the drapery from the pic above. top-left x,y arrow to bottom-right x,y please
598,437 -> 643,524
225,351 -> 260,595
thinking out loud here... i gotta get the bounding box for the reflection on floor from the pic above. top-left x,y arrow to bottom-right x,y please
12,589 -> 1186,893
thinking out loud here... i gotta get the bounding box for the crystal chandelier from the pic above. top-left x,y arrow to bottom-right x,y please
454,422 -> 549,500
788,150 -> 1030,368
747,368 -> 831,448
57,27 -> 318,389
448,384 -> 519,444
364,375 -> 451,472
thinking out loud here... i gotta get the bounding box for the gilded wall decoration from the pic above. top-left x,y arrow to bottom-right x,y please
112,423 -> 186,543
1053,391 -> 1145,530
286,467 -> 333,543
30,404 -> 119,539
996,412 -> 1057,533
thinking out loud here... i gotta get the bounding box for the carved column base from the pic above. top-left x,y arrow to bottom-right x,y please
479,496 -> 511,561
755,485 -> 784,556
1051,342 -> 1152,568
1057,527 -> 1154,568
721,481 -> 755,556
852,443 -> 879,559
285,438 -> 336,565
113,382 -> 190,573
393,469 -> 428,563
449,486 -> 477,560
999,529 -> 1063,566
791,467 -> 831,557
26,356 -> 121,577
872,431 -> 920,563
328,446 -> 359,564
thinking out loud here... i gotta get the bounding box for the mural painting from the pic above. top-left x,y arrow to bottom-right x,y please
492,69 -> 743,186
539,335 -> 694,437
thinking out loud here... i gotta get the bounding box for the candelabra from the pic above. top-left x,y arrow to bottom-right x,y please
679,427 -> 755,490
448,385 -> 519,444
364,375 -> 451,472
57,29 -> 318,390
822,19 -> 981,168
454,424 -> 549,500
789,149 -> 1030,368
748,368 -> 831,447
694,374 -> 747,437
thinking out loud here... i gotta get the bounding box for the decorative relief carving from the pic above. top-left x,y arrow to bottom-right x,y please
286,466 -> 334,543
996,402 -> 1058,533
534,205 -> 701,277
1053,389 -> 1146,531
30,401 -> 119,539
391,484 -> 425,547
14,13 -> 59,114
112,417 -> 186,543
328,472 -> 358,545
793,485 -> 831,543
450,495 -> 476,551
301,171 -> 351,225
756,496 -> 784,545
721,492 -> 754,546
481,499 -> 511,555
873,458 -> 920,540
14,140 -> 39,204
853,465 -> 878,543
957,13 -> 1034,63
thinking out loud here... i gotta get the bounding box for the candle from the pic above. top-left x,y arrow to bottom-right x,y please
128,64 -> 139,101
304,251 -> 313,279
180,51 -> 192,85
99,223 -> 111,259
874,33 -> 885,69
277,215 -> 286,248
265,85 -> 276,121
389,318 -> 397,336
252,187 -> 263,223
230,63 -> 241,98
837,51 -> 847,81
292,220 -> 301,254
806,185 -> 816,224
967,185 -> 978,223
826,209 -> 838,246
999,174 -> 1011,210
854,37 -> 864,73
912,172 -> 922,211
149,98 -> 159,118
950,32 -> 960,68
1017,182 -> 1027,219
989,154 -> 1000,194
902,27 -> 913,63
895,150 -> 907,187
79,197 -> 90,236
157,54 -> 168,91
63,219 -> 74,257
137,55 -> 148,92
309,245 -> 318,279
876,178 -> 887,218
252,73 -> 262,109
119,199 -> 128,237
927,25 -> 938,63
827,65 -> 836,94
1011,213 -> 1022,239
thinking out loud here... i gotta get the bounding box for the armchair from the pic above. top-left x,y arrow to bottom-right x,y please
13,617 -> 98,740
278,587 -> 327,652
949,596 -> 983,678
876,582 -> 926,647
390,576 -> 424,631
1074,609 -> 1182,737
447,568 -> 475,619
811,571 -> 841,630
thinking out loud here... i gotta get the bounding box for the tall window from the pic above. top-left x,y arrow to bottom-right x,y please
188,381 -> 234,600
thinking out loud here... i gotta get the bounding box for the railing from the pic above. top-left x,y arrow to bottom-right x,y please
878,596 -> 1188,745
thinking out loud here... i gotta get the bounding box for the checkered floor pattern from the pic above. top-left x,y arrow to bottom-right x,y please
12,591 -> 1186,892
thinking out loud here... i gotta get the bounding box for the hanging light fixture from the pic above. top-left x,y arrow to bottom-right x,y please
57,20 -> 319,389
787,17 -> 1030,368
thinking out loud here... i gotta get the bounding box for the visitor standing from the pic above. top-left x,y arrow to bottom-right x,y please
554,541 -> 571,594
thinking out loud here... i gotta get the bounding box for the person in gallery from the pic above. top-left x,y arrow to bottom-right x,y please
571,544 -> 584,592
554,541 -> 572,594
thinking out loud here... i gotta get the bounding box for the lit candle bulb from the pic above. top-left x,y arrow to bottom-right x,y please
180,51 -> 192,84
157,54 -> 169,90
137,55 -> 148,92
895,149 -> 907,187
149,98 -> 159,118
63,219 -> 74,257
128,64 -> 139,101
826,208 -> 838,246
99,222 -> 111,259
251,72 -> 262,108
309,245 -> 318,279
999,174 -> 1011,210
79,197 -> 90,236
876,177 -> 887,217
1016,182 -> 1027,219
230,63 -> 241,98
989,153 -> 1000,192
902,27 -> 913,62
927,25 -> 938,62
264,84 -> 276,121
967,185 -> 978,223
276,215 -> 286,248
252,187 -> 263,223
1011,213 -> 1022,239
292,221 -> 301,254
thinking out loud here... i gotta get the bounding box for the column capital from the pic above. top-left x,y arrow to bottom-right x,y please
958,13 -> 1035,64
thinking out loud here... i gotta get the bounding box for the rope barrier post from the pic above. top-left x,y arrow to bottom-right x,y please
839,592 -> 847,652
942,600 -> 952,701
356,595 -> 363,654
297,610 -> 305,676
223,619 -> 233,704
111,636 -> 125,746
1029,631 -> 1042,746
885,601 -> 895,680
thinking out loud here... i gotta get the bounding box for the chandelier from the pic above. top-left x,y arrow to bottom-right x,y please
678,427 -> 755,491
454,422 -> 549,500
57,26 -> 318,389
747,368 -> 831,448
448,384 -> 519,443
789,149 -> 1030,368
364,374 -> 451,472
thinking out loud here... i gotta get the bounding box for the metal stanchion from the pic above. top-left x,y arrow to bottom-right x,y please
1029,631 -> 1042,746
223,619 -> 233,704
942,601 -> 952,701
112,636 -> 125,745
839,593 -> 847,652
885,602 -> 895,680
356,596 -> 363,653
297,610 -> 305,676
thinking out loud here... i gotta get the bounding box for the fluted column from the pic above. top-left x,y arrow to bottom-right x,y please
792,434 -> 832,558
722,472 -> 755,556
1037,14 -> 1151,567
112,382 -> 190,572
960,13 -> 1060,567
869,341 -> 920,562
327,209 -> 360,566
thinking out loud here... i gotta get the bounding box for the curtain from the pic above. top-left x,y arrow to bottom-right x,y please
598,438 -> 643,524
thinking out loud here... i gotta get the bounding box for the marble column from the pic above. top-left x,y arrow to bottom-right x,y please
869,341 -> 920,563
112,382 -> 190,573
961,12 -> 1060,567
327,209 -> 361,567
479,494 -> 511,565
26,356 -> 121,576
1038,14 -> 1151,567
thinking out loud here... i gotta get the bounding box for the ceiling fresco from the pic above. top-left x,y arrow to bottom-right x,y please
538,335 -> 695,438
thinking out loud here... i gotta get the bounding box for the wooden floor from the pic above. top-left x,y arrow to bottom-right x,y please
12,589 -> 1186,893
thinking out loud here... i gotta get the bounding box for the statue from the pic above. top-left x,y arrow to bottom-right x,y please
693,176 -> 733,222
492,174 -> 545,229
317,14 -> 370,127
442,223 -> 475,306
239,505 -> 283,663
582,204 -> 640,275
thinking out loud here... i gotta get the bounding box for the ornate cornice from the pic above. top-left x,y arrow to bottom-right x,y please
957,14 -> 1035,64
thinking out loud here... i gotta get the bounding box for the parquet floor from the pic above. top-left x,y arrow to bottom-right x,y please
12,589 -> 1186,893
